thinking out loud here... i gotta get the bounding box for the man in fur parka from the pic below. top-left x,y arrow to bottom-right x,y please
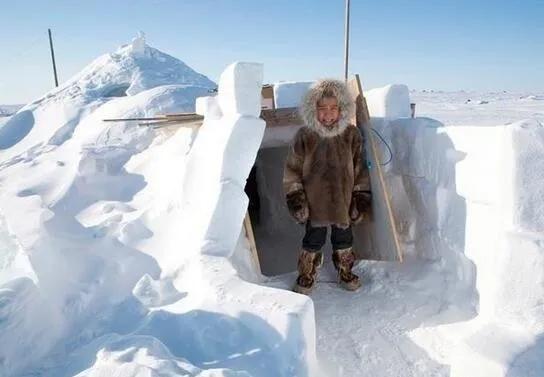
283,79 -> 372,294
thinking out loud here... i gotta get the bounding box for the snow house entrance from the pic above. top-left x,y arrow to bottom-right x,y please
246,78 -> 401,276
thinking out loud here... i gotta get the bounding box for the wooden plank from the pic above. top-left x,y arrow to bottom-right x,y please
104,113 -> 203,123
135,114 -> 204,129
260,107 -> 303,128
261,85 -> 275,110
104,116 -> 168,122
348,74 -> 403,262
104,109 -> 300,129
139,121 -> 203,129
243,212 -> 261,274
162,112 -> 199,117
161,114 -> 204,122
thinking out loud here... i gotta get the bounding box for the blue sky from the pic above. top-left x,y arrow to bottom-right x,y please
1,0 -> 543,104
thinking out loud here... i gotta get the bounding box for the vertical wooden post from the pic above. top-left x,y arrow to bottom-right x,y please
48,28 -> 59,87
349,74 -> 403,262
244,212 -> 261,274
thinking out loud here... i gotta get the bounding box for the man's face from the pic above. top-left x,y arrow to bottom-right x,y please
317,96 -> 340,128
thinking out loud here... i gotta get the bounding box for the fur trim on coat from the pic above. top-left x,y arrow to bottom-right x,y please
283,79 -> 371,228
300,79 -> 355,138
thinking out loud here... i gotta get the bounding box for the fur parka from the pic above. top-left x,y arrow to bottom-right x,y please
283,79 -> 371,228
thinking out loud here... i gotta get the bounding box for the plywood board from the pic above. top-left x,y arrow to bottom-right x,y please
347,75 -> 403,262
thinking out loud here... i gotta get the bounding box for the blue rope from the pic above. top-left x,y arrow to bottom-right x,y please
368,127 -> 393,166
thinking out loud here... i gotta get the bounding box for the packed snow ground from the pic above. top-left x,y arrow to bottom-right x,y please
1,35 -> 543,377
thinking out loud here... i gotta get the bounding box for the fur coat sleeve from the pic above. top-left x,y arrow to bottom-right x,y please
283,126 -> 371,227
351,127 -> 371,192
283,129 -> 306,196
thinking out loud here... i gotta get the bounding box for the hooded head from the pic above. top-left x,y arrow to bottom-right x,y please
300,79 -> 354,138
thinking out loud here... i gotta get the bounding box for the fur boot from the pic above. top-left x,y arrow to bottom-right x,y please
332,247 -> 361,291
293,249 -> 323,295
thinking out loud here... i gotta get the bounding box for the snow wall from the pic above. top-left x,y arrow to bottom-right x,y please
364,85 -> 544,375
171,62 -> 319,377
371,113 -> 544,333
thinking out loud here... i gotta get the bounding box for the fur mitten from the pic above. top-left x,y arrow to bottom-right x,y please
349,190 -> 372,224
286,190 -> 309,224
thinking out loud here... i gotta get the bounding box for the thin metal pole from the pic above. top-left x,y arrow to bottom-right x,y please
48,28 -> 59,87
344,0 -> 351,82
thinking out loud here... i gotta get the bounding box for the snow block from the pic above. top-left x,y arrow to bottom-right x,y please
273,81 -> 313,109
201,116 -> 268,256
447,126 -> 504,205
201,183 -> 250,257
503,120 -> 544,234
180,114 -> 266,258
494,234 -> 544,332
365,84 -> 412,119
195,96 -> 222,118
180,64 -> 266,258
218,62 -> 263,117
195,257 -> 319,377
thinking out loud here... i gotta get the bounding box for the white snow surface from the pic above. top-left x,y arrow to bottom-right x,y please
0,40 -> 317,377
1,38 -> 544,377
273,81 -> 313,109
411,89 -> 544,126
0,104 -> 23,117
365,84 -> 412,119
0,34 -> 214,158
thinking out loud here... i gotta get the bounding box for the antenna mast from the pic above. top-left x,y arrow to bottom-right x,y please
344,0 -> 351,81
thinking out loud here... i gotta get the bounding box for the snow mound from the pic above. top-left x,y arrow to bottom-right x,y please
0,37 -> 225,377
0,33 -> 214,159
0,43 -> 317,376
53,31 -> 215,100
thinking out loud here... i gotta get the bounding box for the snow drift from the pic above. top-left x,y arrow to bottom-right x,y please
0,36 -> 317,377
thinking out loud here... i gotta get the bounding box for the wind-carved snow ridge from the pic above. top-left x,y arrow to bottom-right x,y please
131,31 -> 146,55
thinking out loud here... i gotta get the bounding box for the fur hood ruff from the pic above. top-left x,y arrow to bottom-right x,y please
300,79 -> 355,138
